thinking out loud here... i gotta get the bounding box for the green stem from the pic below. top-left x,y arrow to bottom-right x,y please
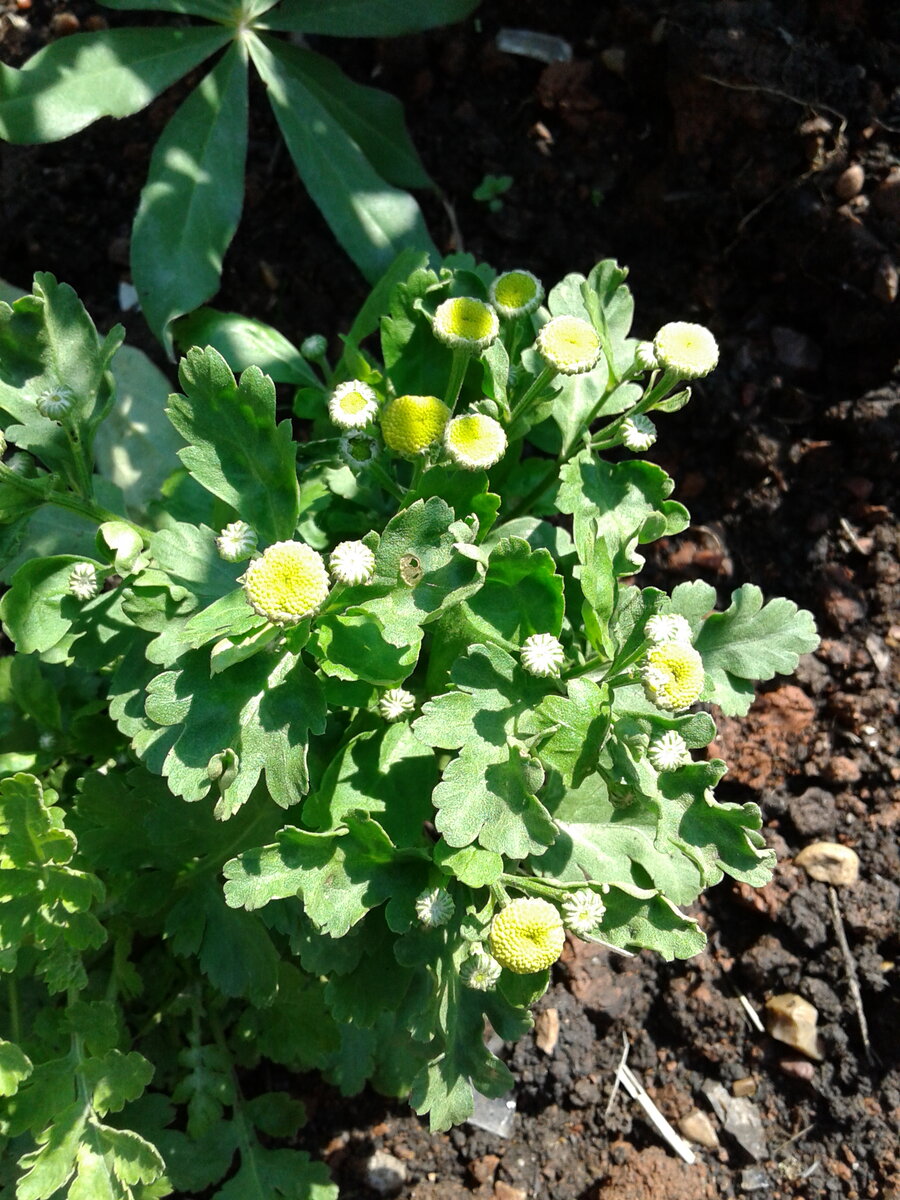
7,978 -> 20,1045
0,461 -> 151,541
365,458 -> 405,502
588,369 -> 679,450
507,363 -> 557,428
445,347 -> 473,411
60,418 -> 94,501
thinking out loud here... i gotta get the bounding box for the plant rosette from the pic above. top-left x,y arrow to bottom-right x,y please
0,260 -> 819,1194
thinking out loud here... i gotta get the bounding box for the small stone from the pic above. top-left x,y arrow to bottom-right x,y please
724,1098 -> 769,1162
765,993 -> 824,1061
872,256 -> 898,304
534,1006 -> 560,1055
834,163 -> 864,200
824,755 -> 862,785
678,1109 -> 720,1149
468,1154 -> 500,1184
778,1057 -> 816,1081
771,326 -> 821,372
873,167 -> 900,219
788,788 -> 836,837
494,1184 -> 527,1200
795,841 -> 860,886
365,1150 -> 408,1196
732,1076 -> 757,1098
740,1166 -> 772,1191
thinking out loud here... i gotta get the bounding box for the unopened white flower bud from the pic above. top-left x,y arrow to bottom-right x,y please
653,322 -> 719,380
645,614 -> 693,645
36,385 -> 75,420
68,562 -> 99,601
415,888 -> 455,928
520,633 -> 565,678
634,340 -> 658,371
648,731 -> 690,772
301,334 -> 328,360
621,414 -> 657,451
378,687 -> 415,722
216,520 -> 258,563
460,948 -> 503,991
330,540 -> 375,586
561,889 -> 607,936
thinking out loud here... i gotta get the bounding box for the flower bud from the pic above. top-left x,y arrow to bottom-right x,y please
489,269 -> 544,319
378,687 -> 416,722
621,414 -> 657,452
460,948 -> 503,991
432,296 -> 499,353
380,394 -> 450,457
338,430 -> 378,468
68,562 -> 99,601
415,887 -> 455,928
36,385 -> 75,420
520,633 -> 565,678
489,897 -> 565,974
536,315 -> 601,375
561,889 -> 606,936
644,613 -> 693,645
216,520 -> 258,563
330,539 -> 375,586
241,541 -> 330,625
300,334 -> 328,360
653,321 -> 719,379
641,641 -> 705,712
328,380 -> 379,429
648,731 -> 690,772
444,412 -> 507,470
634,340 -> 658,371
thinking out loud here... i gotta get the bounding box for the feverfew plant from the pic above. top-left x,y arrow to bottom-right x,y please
0,259 -> 819,1194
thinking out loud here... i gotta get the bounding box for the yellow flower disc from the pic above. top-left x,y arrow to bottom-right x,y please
536,315 -> 601,375
489,897 -> 565,974
641,640 -> 705,712
444,413 -> 507,469
653,321 -> 719,379
380,394 -> 451,457
242,541 -> 330,625
433,297 -> 499,351
490,270 -> 544,318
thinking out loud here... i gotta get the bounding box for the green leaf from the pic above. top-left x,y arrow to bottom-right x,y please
93,343 -> 184,518
556,450 -> 690,576
132,42 -> 249,356
100,0 -> 237,15
79,1051 -> 154,1116
223,816 -> 426,937
167,345 -> 300,544
0,554 -> 108,661
0,28 -> 231,143
213,1145 -> 337,1200
0,273 -> 123,481
534,678 -> 610,787
173,307 -> 320,386
304,723 -> 437,846
248,33 -> 437,283
582,259 -> 637,379
414,643 -> 556,857
259,0 -> 480,35
0,1039 -> 32,1096
338,248 -> 430,373
461,536 -> 564,648
144,647 -> 326,812
433,842 -> 503,887
16,1101 -> 87,1200
694,584 -> 819,715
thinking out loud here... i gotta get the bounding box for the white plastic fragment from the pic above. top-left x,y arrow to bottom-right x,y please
468,1089 -> 517,1137
496,27 -> 573,64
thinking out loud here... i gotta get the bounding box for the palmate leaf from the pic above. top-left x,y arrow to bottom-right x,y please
223,814 -> 429,937
0,28 -> 230,143
248,34 -> 437,283
556,450 -> 690,576
173,307 -> 321,387
534,677 -> 610,787
461,537 -> 564,649
143,645 -> 326,813
413,643 -> 556,857
212,1145 -> 336,1200
168,346 -> 300,545
132,42 -> 249,356
259,0 -> 480,36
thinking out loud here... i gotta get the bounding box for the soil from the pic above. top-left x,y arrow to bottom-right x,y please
1,1 -> 899,1198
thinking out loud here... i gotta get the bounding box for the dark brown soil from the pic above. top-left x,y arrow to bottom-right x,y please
2,2 -> 899,1198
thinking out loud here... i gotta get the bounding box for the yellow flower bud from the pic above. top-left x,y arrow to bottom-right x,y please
536,315 -> 601,375
653,321 -> 719,380
241,541 -> 330,625
641,640 -> 705,712
433,296 -> 499,352
489,897 -> 565,974
489,270 -> 544,319
444,412 -> 507,469
380,394 -> 451,457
